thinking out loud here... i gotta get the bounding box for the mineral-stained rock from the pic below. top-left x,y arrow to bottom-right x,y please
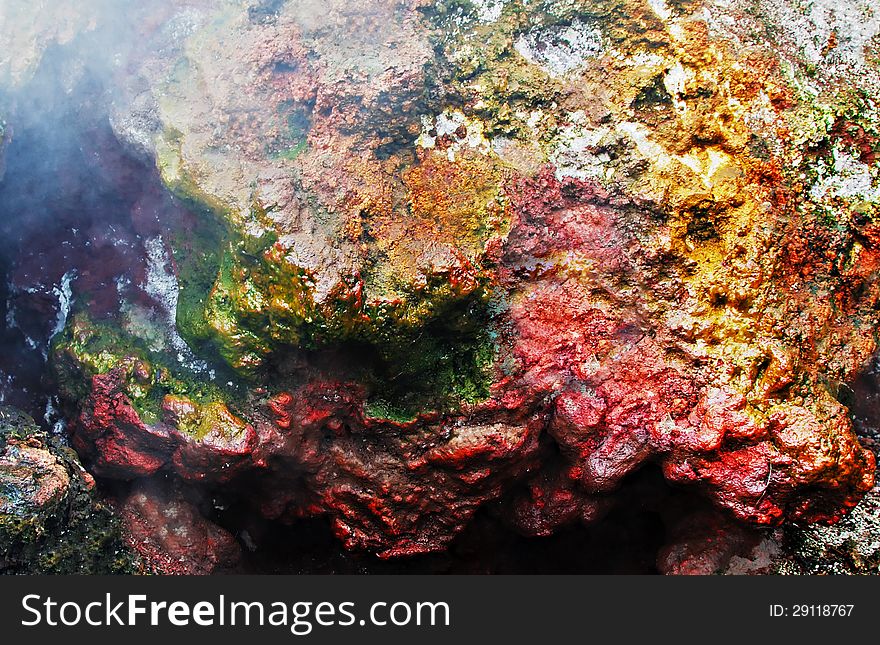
56,316 -> 257,484
0,406 -> 138,573
657,507 -> 775,575
118,477 -> 240,575
659,485 -> 880,575
40,0 -> 880,559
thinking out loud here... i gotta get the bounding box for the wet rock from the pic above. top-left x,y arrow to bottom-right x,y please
502,465 -> 613,537
60,349 -> 256,485
21,0 -> 880,559
119,477 -> 240,575
0,406 -> 137,573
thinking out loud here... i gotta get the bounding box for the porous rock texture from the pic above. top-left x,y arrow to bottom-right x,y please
659,416 -> 880,573
9,0 -> 880,569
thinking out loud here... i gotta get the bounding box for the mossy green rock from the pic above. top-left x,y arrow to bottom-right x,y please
0,406 -> 138,574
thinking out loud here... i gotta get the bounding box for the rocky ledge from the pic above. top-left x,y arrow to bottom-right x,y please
1,0 -> 879,572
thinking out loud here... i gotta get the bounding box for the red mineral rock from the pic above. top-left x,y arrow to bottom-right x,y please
28,0 -> 880,567
119,478 -> 240,575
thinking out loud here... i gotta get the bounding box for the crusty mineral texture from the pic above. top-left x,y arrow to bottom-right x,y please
118,477 -> 241,574
661,421 -> 880,573
40,0 -> 880,563
0,406 -> 138,573
773,487 -> 880,574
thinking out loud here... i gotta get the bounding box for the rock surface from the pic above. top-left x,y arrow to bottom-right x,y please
2,0 -> 880,569
62,0 -> 880,557
119,477 -> 240,574
658,485 -> 880,574
0,406 -> 137,573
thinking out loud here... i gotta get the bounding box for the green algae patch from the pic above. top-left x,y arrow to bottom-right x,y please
52,313 -> 238,427
360,311 -> 498,422
184,207 -> 497,370
162,395 -> 250,443
211,249 -> 498,418
201,237 -> 305,374
170,207 -> 237,368
271,140 -> 308,161
157,172 -> 502,417
167,203 -> 500,417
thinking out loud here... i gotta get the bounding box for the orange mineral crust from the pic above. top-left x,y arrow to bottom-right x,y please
17,0 -> 878,568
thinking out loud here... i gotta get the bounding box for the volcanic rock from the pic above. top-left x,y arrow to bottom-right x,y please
22,0 -> 880,561
118,477 -> 240,575
0,406 -> 137,573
